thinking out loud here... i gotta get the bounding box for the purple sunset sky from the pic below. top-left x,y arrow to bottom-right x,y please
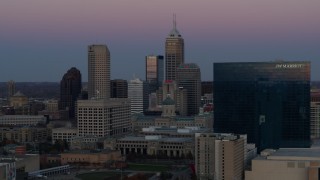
0,0 -> 319,81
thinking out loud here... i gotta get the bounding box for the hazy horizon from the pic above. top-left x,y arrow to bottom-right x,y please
1,0 -> 319,82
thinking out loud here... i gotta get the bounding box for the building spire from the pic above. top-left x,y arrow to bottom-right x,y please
173,13 -> 177,30
168,13 -> 181,37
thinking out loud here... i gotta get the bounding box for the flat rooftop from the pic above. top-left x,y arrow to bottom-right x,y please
119,136 -> 193,143
257,148 -> 320,161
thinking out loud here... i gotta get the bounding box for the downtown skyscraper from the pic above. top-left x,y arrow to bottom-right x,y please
88,45 -> 110,99
214,61 -> 311,151
165,15 -> 184,81
177,63 -> 201,116
77,44 -> 131,137
59,67 -> 82,119
146,55 -> 164,93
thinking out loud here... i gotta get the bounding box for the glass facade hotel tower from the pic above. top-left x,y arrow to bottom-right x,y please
214,61 -> 311,151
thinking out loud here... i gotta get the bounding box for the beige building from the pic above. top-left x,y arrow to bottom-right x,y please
88,45 -> 110,99
9,91 -> 28,108
105,135 -> 194,158
195,133 -> 245,180
245,148 -> 320,180
0,115 -> 47,126
311,101 -> 320,139
77,99 -> 131,137
45,99 -> 59,112
0,127 -> 49,143
52,127 -> 77,143
61,150 -> 122,167
132,111 -> 213,132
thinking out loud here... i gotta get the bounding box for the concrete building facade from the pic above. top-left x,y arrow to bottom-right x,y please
0,127 -> 49,143
128,78 -> 149,114
195,133 -> 245,180
132,112 -> 213,132
88,45 -> 110,99
177,63 -> 201,116
104,135 -> 194,158
77,99 -> 131,137
0,115 -> 46,126
311,89 -> 320,139
52,127 -> 77,143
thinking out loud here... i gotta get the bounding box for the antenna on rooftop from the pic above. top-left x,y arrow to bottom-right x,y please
173,13 -> 177,29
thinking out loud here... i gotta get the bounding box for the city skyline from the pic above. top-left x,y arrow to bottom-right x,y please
0,0 -> 320,82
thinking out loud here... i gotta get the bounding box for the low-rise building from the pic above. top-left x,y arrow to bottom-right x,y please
195,133 -> 247,180
132,111 -> 213,132
105,135 -> 194,158
141,126 -> 211,138
1,154 -> 40,173
0,115 -> 47,126
70,135 -> 100,150
0,126 -> 49,143
0,161 -> 16,180
52,127 -> 77,143
61,149 -> 122,167
245,148 -> 320,180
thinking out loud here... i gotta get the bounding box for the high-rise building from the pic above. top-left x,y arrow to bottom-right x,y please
110,79 -> 128,98
77,99 -> 131,137
177,63 -> 201,116
195,133 -> 245,180
146,55 -> 164,93
59,67 -> 82,119
7,80 -> 16,98
310,89 -> 320,139
88,45 -> 110,99
128,78 -> 149,114
165,15 -> 184,81
214,61 -> 311,151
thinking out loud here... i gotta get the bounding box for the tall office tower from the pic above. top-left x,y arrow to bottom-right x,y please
310,89 -> 320,139
146,55 -> 164,93
214,61 -> 311,151
165,15 -> 184,81
177,63 -> 201,116
7,80 -> 16,98
59,67 -> 82,119
77,99 -> 131,137
195,133 -> 245,180
110,79 -> 128,98
128,78 -> 149,114
88,45 -> 110,99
